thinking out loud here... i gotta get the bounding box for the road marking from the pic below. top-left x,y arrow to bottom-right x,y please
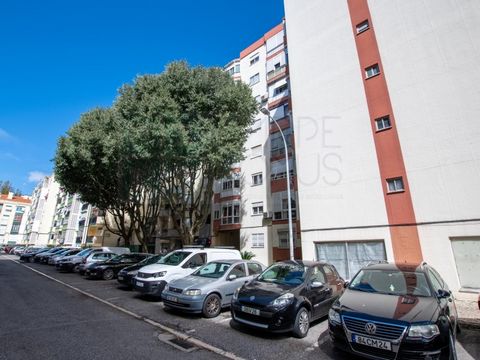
9,258 -> 246,360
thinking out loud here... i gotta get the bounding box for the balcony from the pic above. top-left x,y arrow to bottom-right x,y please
267,65 -> 287,82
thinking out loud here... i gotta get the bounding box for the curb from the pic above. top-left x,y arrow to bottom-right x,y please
459,319 -> 480,331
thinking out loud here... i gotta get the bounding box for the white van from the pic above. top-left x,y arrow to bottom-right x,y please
133,247 -> 241,297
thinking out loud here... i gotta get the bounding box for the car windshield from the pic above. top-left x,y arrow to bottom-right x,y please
77,249 -> 91,257
349,269 -> 432,297
142,254 -> 162,265
193,262 -> 231,278
258,263 -> 307,286
157,251 -> 191,266
107,254 -> 131,263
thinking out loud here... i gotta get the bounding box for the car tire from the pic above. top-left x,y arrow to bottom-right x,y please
292,307 -> 310,338
102,268 -> 115,280
441,329 -> 457,360
73,264 -> 80,273
202,294 -> 222,318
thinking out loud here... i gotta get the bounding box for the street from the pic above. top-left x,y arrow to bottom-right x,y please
1,254 -> 479,360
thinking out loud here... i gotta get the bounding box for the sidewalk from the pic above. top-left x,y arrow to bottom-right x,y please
455,292 -> 480,330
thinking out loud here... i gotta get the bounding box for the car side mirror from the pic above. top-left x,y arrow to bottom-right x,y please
189,263 -> 198,269
311,281 -> 324,289
343,281 -> 350,289
228,274 -> 237,281
437,289 -> 451,298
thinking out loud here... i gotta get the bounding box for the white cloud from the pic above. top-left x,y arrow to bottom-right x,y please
28,171 -> 47,183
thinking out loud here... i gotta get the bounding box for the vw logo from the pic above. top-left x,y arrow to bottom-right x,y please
365,322 -> 377,335
249,296 -> 255,301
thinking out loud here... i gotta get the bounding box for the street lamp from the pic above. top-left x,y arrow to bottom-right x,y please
260,107 -> 295,261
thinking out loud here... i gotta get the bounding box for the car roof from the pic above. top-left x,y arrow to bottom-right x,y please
364,262 -> 426,272
275,260 -> 327,267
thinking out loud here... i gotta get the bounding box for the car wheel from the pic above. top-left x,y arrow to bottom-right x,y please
73,264 -> 80,273
441,329 -> 457,360
102,269 -> 115,280
293,307 -> 310,338
202,294 -> 221,318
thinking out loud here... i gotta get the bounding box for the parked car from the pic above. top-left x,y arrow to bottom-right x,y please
133,248 -> 242,297
34,247 -> 65,263
86,253 -> 151,280
56,247 -> 130,272
12,246 -> 27,255
78,252 -> 117,275
19,248 -> 50,262
231,260 -> 345,338
48,248 -> 82,265
328,262 -> 458,360
117,254 -> 164,288
162,259 -> 265,318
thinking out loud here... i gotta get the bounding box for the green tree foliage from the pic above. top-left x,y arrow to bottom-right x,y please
55,61 -> 257,249
0,180 -> 22,196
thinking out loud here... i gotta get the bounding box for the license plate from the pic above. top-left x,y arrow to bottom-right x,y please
241,306 -> 260,316
136,281 -> 144,287
118,275 -> 123,280
352,334 -> 392,351
166,295 -> 178,302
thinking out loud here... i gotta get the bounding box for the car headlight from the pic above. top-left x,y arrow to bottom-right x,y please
328,308 -> 341,324
127,270 -> 138,276
408,324 -> 440,339
184,289 -> 201,296
153,271 -> 166,278
270,293 -> 294,308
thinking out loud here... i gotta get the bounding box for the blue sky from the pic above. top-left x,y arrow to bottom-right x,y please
0,0 -> 284,194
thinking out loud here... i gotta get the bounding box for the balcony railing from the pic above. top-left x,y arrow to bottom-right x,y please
267,65 -> 287,81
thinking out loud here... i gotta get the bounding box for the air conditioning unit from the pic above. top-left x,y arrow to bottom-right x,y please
263,211 -> 273,219
261,93 -> 269,102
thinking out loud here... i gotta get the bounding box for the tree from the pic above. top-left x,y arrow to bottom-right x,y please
0,180 -> 21,195
115,62 -> 257,244
54,61 -> 256,249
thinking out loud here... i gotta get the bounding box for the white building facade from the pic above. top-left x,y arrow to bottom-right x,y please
24,175 -> 60,246
212,23 -> 302,266
284,0 -> 480,291
0,193 -> 31,245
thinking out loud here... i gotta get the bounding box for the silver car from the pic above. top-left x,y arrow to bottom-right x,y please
78,252 -> 116,275
162,259 -> 265,318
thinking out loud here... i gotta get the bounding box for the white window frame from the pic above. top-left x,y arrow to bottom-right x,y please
251,145 -> 262,159
251,118 -> 261,132
375,115 -> 392,131
356,19 -> 369,34
221,202 -> 241,225
252,173 -> 263,186
249,73 -> 260,86
250,55 -> 259,66
251,202 -> 264,216
387,177 -> 405,193
251,233 -> 265,248
365,64 -> 380,79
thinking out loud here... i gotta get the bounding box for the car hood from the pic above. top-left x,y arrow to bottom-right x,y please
169,275 -> 218,290
338,289 -> 440,323
60,255 -> 81,262
138,264 -> 173,274
122,263 -> 146,273
238,280 -> 299,306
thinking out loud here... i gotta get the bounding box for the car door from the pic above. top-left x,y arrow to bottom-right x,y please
307,266 -> 332,319
322,264 -> 344,304
428,267 -> 458,331
223,263 -> 249,305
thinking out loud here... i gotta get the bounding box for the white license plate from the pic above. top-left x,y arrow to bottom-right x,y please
166,295 -> 178,302
118,275 -> 123,280
136,281 -> 144,287
352,335 -> 392,351
241,306 -> 260,316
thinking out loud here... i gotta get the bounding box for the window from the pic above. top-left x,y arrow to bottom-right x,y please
247,262 -> 263,275
310,266 -> 327,284
427,269 -> 444,292
356,19 -> 369,34
249,73 -> 260,86
270,128 -> 292,157
252,173 -> 263,186
375,115 -> 391,131
251,145 -> 262,158
251,118 -> 261,132
365,64 -> 380,78
214,210 -> 220,220
222,176 -> 240,191
273,191 -> 297,220
273,83 -> 288,97
221,203 -> 240,224
252,233 -> 264,248
230,263 -> 247,278
315,241 -> 386,280
387,177 -> 404,193
235,64 -> 240,73
252,202 -> 264,216
250,55 -> 259,66
278,230 -> 290,248
10,223 -> 20,234
266,30 -> 284,53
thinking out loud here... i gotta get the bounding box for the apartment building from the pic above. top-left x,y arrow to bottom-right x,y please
284,0 -> 480,291
50,189 -> 92,246
0,193 -> 31,245
211,22 -> 302,266
24,175 -> 60,246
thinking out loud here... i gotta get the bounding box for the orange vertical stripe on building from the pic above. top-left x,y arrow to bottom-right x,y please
347,0 -> 423,264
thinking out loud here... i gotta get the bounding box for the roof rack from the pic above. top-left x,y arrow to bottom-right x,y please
182,245 -> 205,249
212,246 -> 236,249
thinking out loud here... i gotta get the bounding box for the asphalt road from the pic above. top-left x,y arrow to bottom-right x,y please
1,254 -> 479,360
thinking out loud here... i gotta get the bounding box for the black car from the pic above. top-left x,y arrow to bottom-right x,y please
117,254 -> 164,288
231,260 -> 345,338
85,253 -> 151,280
19,248 -> 50,262
328,262 -> 458,360
35,248 -> 66,264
